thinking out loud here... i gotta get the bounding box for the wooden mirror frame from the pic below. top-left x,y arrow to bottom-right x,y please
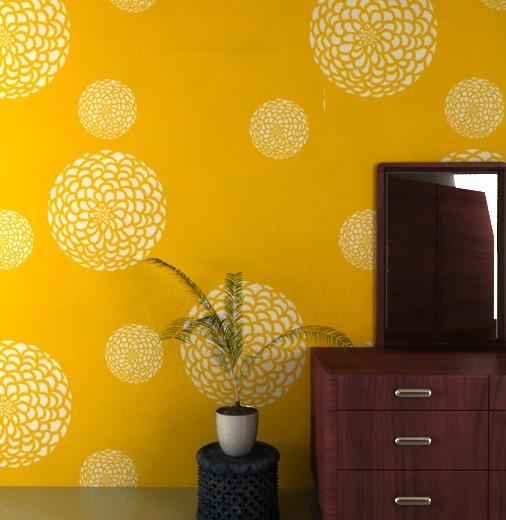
376,162 -> 506,351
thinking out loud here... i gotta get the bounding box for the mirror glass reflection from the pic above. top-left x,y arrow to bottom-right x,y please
386,171 -> 498,341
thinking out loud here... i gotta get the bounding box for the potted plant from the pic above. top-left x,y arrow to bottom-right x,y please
146,257 -> 352,456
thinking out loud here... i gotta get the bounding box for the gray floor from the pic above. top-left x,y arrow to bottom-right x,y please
0,487 -> 322,519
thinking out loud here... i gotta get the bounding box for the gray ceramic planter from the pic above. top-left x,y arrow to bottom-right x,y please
216,406 -> 258,456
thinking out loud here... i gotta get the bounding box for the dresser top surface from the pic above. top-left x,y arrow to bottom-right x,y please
312,347 -> 506,375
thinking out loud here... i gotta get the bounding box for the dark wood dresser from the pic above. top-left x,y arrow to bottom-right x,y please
311,348 -> 506,519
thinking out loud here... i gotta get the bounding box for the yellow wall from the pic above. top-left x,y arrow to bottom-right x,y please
1,0 -> 506,487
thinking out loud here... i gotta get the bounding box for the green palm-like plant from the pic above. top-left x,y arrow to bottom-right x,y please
146,257 -> 353,406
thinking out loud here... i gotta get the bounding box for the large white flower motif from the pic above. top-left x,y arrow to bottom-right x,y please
445,78 -> 504,138
181,282 -> 305,408
441,149 -> 504,162
0,0 -> 70,99
78,80 -> 137,140
0,340 -> 72,468
48,150 -> 167,271
80,450 -> 138,487
0,210 -> 34,270
339,209 -> 376,270
249,99 -> 309,159
481,0 -> 506,9
105,324 -> 163,384
309,0 -> 437,98
110,0 -> 155,13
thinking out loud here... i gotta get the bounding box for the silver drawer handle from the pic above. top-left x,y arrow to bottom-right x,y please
395,436 -> 432,446
395,388 -> 432,398
395,497 -> 432,506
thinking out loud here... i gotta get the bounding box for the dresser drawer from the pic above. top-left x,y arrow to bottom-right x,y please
338,375 -> 488,410
338,411 -> 488,470
490,472 -> 506,519
490,376 -> 506,409
490,412 -> 506,469
338,471 -> 488,520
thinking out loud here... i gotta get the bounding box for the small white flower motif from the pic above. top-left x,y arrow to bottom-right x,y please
0,340 -> 72,468
110,0 -> 155,13
78,80 -> 137,140
309,0 -> 438,97
80,450 -> 138,487
445,78 -> 504,138
0,210 -> 34,270
181,282 -> 306,408
441,149 -> 504,162
47,150 -> 167,271
0,0 -> 71,99
249,99 -> 309,159
481,0 -> 506,9
339,209 -> 376,270
105,324 -> 163,384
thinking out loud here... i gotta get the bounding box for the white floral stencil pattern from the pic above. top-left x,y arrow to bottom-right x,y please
181,282 -> 305,408
0,0 -> 70,99
309,0 -> 437,97
441,149 -> 504,162
445,78 -> 504,138
80,449 -> 138,487
339,209 -> 376,270
105,324 -> 163,384
481,0 -> 506,9
249,99 -> 309,159
78,80 -> 137,140
48,150 -> 166,271
0,340 -> 72,468
0,210 -> 34,270
110,0 -> 155,13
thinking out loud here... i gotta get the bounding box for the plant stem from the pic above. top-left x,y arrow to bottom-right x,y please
233,372 -> 241,407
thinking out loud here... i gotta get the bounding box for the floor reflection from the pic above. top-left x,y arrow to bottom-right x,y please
0,487 -> 321,519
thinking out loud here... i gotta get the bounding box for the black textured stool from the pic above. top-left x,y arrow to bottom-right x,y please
196,441 -> 280,520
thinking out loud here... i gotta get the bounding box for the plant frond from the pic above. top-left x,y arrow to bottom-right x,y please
240,354 -> 256,377
161,316 -> 216,342
163,314 -> 225,347
223,272 -> 245,367
146,258 -> 235,359
144,258 -> 217,317
258,325 -> 353,357
209,347 -> 233,376
160,317 -> 193,340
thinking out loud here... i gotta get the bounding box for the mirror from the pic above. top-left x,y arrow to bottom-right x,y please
377,163 -> 506,349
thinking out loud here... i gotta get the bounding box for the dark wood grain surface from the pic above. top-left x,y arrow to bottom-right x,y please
490,412 -> 506,470
338,375 -> 488,410
387,177 -> 439,335
386,178 -> 495,339
376,161 -> 506,350
312,348 -> 506,375
490,472 -> 506,519
490,376 -> 506,409
311,348 -> 506,519
439,184 -> 495,333
338,471 -> 488,520
311,354 -> 338,520
338,411 -> 487,470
